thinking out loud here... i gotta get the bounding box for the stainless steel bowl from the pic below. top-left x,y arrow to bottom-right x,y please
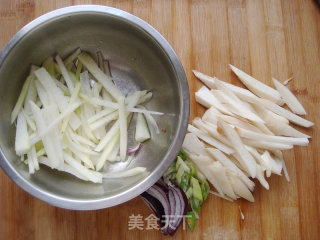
0,5 -> 189,210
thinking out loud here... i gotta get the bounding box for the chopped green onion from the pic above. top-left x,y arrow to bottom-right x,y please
186,211 -> 196,231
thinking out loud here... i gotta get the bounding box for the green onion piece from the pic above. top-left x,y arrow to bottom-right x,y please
191,177 -> 203,203
186,211 -> 196,231
187,161 -> 197,178
180,172 -> 190,192
191,197 -> 202,213
177,148 -> 187,160
163,160 -> 176,183
185,187 -> 193,199
201,180 -> 210,201
176,165 -> 185,185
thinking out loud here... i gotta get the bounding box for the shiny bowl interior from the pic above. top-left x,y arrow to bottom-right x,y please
0,6 -> 189,210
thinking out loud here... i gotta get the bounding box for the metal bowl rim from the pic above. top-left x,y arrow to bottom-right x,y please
0,5 -> 190,210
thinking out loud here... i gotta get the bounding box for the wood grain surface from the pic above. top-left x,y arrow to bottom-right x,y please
0,0 -> 319,239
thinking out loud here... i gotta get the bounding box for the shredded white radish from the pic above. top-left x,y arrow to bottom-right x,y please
11,75 -> 33,123
218,120 -> 257,178
272,78 -> 306,115
78,52 -> 123,101
11,50 -> 161,183
119,96 -> 127,161
236,128 -> 309,146
64,48 -> 81,67
56,55 -> 74,93
196,86 -> 232,115
229,64 -> 283,105
15,113 -> 30,155
96,131 -> 120,171
188,124 -> 234,155
102,167 -> 147,178
191,67 -> 312,202
87,108 -> 116,124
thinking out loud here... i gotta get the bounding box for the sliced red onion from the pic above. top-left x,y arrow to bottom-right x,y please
141,179 -> 188,235
168,186 -> 187,234
127,143 -> 141,154
155,177 -> 168,191
167,187 -> 176,234
146,185 -> 171,218
141,191 -> 164,221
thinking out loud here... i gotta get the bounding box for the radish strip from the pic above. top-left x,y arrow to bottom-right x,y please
192,119 -> 232,148
43,105 -> 65,170
207,148 -> 255,190
95,121 -> 120,152
30,101 -> 82,143
88,108 -> 116,124
259,99 -> 313,128
30,146 -> 39,170
64,48 -> 81,68
64,152 -> 102,183
11,75 -> 33,123
92,98 -> 118,109
68,143 -> 94,169
137,92 -> 153,105
27,150 -> 35,174
135,113 -> 151,143
66,134 -> 99,156
24,77 -> 37,115
196,86 -> 232,115
39,156 -> 89,181
218,120 -> 256,178
89,111 -> 118,130
127,107 -> 164,116
79,93 -> 98,107
211,88 -> 264,123
67,129 -> 96,148
234,92 -> 313,128
34,79 -> 50,107
56,55 -> 74,93
78,52 -> 123,101
209,162 -> 237,199
119,96 -> 127,161
237,128 -> 309,146
182,133 -> 207,156
69,112 -> 81,131
189,154 -> 225,196
272,78 -> 306,115
209,191 -> 234,202
266,121 -> 310,138
22,109 -> 36,131
61,82 -> 81,134
242,138 -> 293,150
188,124 -> 234,155
30,102 -> 59,169
229,64 -> 283,104
96,131 -> 120,171
137,106 -> 160,135
102,167 -> 147,178
15,112 -> 30,155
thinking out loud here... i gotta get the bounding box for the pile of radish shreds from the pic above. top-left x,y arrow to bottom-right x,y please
12,48 -> 161,183
183,65 -> 313,202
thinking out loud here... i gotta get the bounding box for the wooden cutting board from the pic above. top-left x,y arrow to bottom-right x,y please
0,0 -> 319,239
